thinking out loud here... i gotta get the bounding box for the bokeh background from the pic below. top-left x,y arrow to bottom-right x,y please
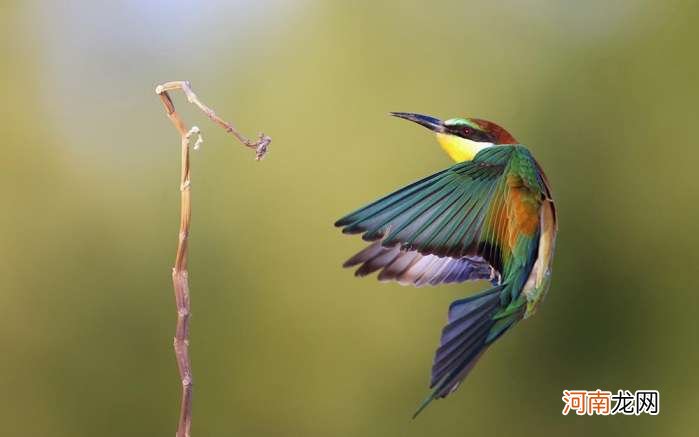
2,1 -> 698,436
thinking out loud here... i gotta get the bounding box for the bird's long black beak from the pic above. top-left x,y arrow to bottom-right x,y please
390,112 -> 445,133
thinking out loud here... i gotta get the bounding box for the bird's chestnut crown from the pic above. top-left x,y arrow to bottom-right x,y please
443,118 -> 517,145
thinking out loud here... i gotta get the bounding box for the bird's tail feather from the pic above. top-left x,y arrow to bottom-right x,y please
413,284 -> 516,418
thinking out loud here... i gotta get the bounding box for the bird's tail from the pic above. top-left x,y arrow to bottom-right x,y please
413,284 -> 521,418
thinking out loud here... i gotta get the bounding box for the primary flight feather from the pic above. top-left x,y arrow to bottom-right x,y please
334,112 -> 557,417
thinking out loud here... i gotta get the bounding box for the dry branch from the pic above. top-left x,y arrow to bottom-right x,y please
155,80 -> 270,437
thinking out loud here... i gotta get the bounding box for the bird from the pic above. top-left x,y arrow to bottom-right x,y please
334,112 -> 557,417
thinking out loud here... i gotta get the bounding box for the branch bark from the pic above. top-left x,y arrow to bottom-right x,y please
155,80 -> 270,437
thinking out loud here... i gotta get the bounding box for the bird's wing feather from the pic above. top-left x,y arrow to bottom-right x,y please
335,146 -> 526,275
343,241 -> 499,287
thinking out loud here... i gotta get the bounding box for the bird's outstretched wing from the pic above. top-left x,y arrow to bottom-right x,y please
335,145 -> 541,281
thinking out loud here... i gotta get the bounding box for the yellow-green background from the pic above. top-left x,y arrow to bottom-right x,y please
2,1 -> 697,436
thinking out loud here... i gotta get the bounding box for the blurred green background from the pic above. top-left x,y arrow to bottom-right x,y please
2,1 -> 698,436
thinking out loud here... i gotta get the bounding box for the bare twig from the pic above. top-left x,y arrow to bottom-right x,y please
155,80 -> 270,437
156,81 -> 271,160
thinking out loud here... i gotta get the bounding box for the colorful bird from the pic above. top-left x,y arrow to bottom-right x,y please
334,112 -> 557,417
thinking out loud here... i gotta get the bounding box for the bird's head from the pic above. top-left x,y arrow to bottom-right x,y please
390,112 -> 517,163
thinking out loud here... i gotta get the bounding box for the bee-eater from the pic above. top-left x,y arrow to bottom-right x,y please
334,112 -> 557,417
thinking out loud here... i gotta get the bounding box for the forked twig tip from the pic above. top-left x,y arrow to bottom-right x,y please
254,134 -> 272,161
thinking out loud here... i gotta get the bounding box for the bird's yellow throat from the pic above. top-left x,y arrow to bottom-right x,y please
436,133 -> 493,163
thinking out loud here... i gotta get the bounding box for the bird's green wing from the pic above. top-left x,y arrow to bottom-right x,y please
335,145 -> 539,275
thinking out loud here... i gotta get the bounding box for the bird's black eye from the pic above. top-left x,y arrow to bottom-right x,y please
462,126 -> 472,136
